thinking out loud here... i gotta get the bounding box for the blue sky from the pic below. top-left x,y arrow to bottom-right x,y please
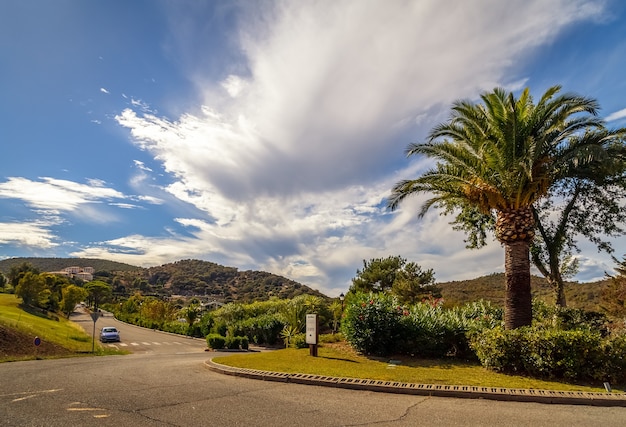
2,0 -> 626,297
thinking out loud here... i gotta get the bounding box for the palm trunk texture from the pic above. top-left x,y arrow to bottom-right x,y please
504,240 -> 533,329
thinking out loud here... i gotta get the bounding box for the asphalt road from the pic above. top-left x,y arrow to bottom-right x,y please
72,309 -> 208,355
1,315 -> 626,426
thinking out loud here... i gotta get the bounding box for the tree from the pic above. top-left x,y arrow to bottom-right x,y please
389,86 -> 620,329
531,162 -> 626,307
447,140 -> 626,308
391,262 -> 437,305
351,256 -> 404,293
600,255 -> 626,318
350,256 -> 437,304
84,280 -> 112,311
182,304 -> 200,331
40,273 -> 72,312
15,272 -> 47,308
60,285 -> 89,318
8,262 -> 40,290
329,300 -> 343,333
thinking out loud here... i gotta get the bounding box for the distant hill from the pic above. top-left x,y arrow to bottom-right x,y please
0,257 -> 327,303
141,259 -> 328,302
438,272 -> 609,312
2,257 -> 609,309
0,257 -> 141,274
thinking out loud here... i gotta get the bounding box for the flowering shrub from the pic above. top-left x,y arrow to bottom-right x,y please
341,292 -> 404,355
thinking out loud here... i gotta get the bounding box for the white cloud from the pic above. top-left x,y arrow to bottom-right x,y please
605,107 -> 626,122
108,0 -> 607,295
0,221 -> 59,249
0,177 -> 152,225
100,87 -> 110,94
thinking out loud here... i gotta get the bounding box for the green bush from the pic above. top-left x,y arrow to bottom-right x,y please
225,335 -> 250,350
342,292 -> 502,357
469,326 -> 612,381
206,333 -> 226,350
341,292 -> 403,355
290,333 -> 308,349
240,335 -> 249,350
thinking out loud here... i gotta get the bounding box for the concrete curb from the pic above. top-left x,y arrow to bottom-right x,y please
204,359 -> 626,407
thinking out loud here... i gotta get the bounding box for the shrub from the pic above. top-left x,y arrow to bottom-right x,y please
225,335 -> 250,350
469,326 -> 612,381
225,336 -> 241,349
319,333 -> 344,343
342,293 -> 502,358
206,333 -> 226,350
341,292 -> 403,355
290,333 -> 308,349
240,335 -> 249,350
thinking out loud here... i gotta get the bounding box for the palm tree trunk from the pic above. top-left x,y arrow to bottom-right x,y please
504,240 -> 533,329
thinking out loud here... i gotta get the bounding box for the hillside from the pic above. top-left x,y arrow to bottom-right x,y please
438,273 -> 609,312
140,259 -> 328,302
0,257 -> 141,274
0,257 -> 327,303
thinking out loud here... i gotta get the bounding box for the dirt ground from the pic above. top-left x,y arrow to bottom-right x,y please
0,325 -> 72,359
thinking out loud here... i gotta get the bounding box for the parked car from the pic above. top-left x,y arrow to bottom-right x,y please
99,326 -> 120,343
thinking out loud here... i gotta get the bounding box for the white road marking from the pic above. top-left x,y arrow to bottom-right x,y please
5,389 -> 63,403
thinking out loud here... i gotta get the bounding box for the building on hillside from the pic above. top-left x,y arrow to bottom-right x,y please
55,266 -> 94,282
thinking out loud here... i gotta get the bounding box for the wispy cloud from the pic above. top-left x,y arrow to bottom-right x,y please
101,0 -> 609,293
100,87 -> 110,94
606,107 -> 626,122
0,177 -> 125,212
0,221 -> 60,249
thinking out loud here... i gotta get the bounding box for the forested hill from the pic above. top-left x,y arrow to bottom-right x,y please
0,257 -> 141,274
438,272 -> 610,312
142,259 -> 328,302
0,257 -> 327,303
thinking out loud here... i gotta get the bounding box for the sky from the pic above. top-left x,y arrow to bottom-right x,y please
1,0 -> 626,297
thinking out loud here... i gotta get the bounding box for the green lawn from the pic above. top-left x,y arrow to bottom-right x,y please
0,293 -> 126,361
214,345 -> 622,394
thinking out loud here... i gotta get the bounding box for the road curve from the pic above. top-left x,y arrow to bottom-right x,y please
1,313 -> 625,426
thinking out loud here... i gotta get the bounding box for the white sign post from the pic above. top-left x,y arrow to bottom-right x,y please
306,314 -> 318,357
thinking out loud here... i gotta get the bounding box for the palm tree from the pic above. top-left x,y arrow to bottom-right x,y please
388,85 -> 619,329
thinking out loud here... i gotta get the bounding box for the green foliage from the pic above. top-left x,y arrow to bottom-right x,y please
15,272 -> 47,308
290,333 -> 307,349
0,258 -> 139,276
207,333 -> 226,350
350,256 -> 438,304
142,259 -> 327,302
342,292 -> 502,357
225,335 -> 249,350
60,285 -> 88,318
280,324 -> 301,348
469,326 -> 616,382
341,292 -> 404,356
84,280 -> 112,309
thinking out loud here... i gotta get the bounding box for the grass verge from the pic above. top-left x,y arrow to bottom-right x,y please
0,293 -> 127,361
214,344 -> 623,393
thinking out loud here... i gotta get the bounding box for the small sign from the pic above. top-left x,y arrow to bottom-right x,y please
90,311 -> 101,322
34,336 -> 41,347
305,314 -> 318,345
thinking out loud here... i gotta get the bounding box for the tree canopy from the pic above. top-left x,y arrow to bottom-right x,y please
389,85 -> 623,328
